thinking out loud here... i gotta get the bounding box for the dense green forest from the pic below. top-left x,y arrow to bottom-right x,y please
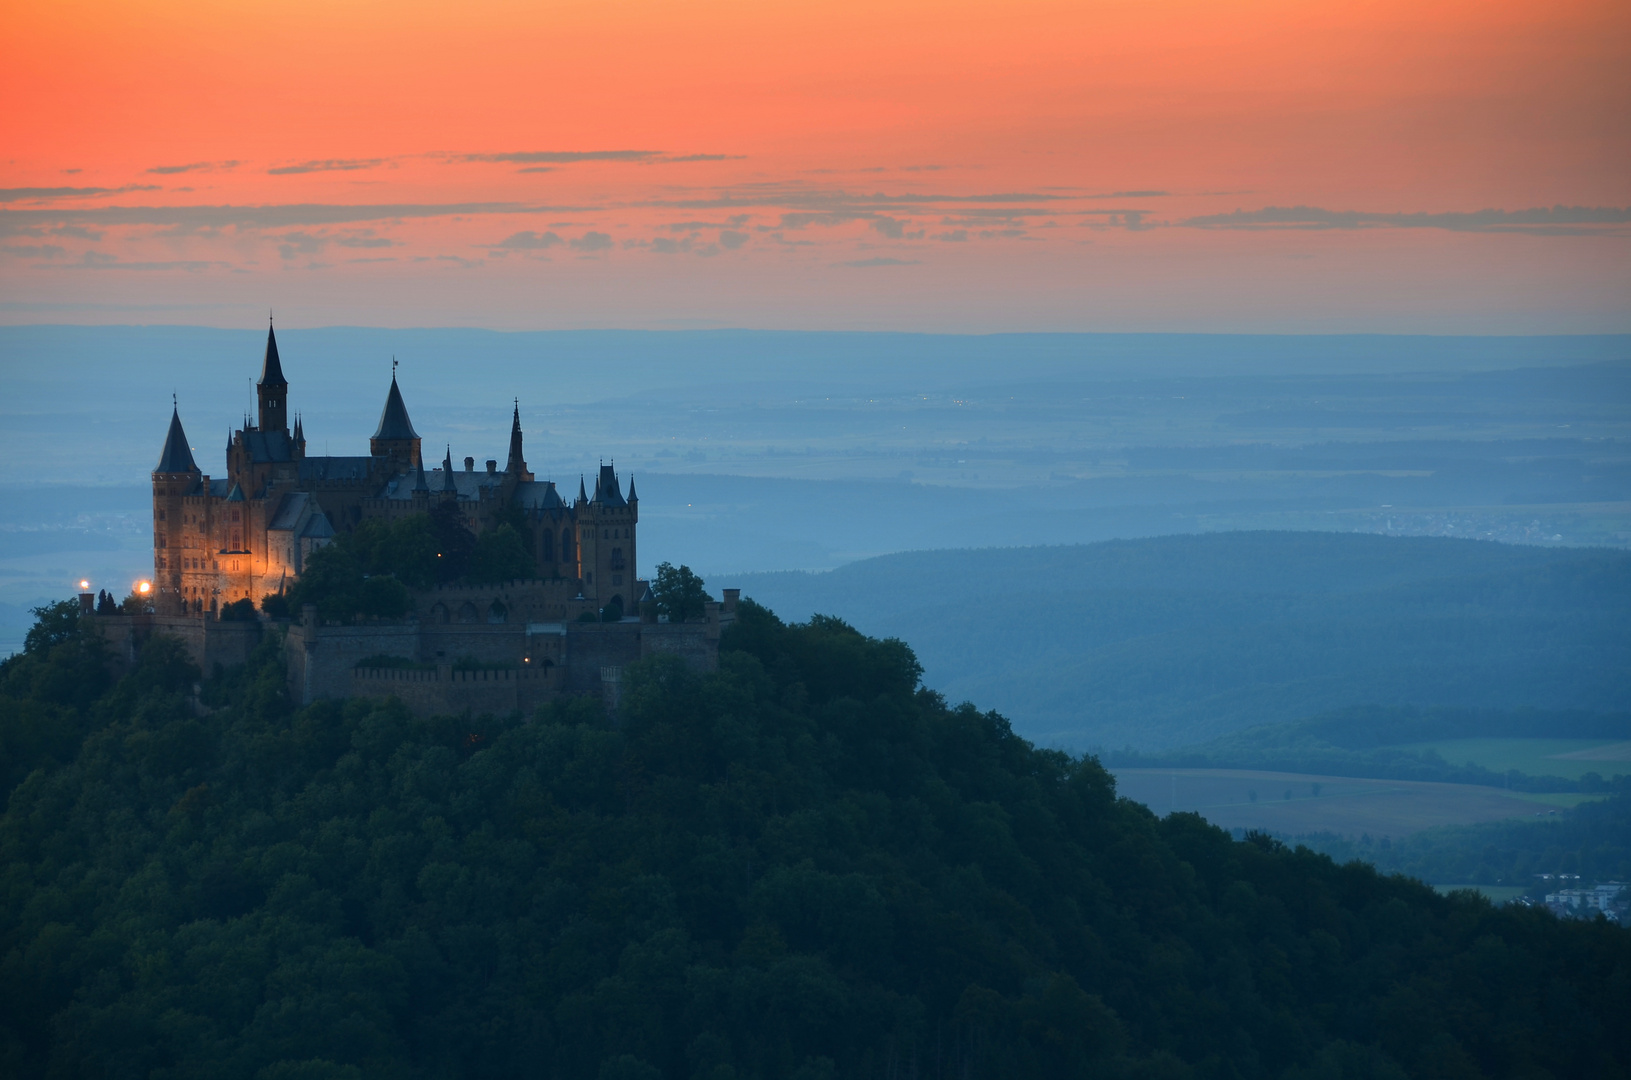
2,599 -> 1629,1079
1287,794 -> 1631,891
732,534 -> 1631,750
1106,706 -> 1631,792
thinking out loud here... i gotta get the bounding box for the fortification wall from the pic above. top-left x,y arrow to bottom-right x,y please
83,611 -> 262,677
639,620 -> 719,672
349,665 -> 561,716
286,614 -> 419,704
416,578 -> 591,627
561,621 -> 644,694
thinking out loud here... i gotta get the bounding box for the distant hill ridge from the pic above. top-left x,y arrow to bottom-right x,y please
730,532 -> 1631,750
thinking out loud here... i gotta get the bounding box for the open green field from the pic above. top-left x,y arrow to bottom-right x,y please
1110,767 -> 1604,839
1433,885 -> 1528,904
1390,738 -> 1631,781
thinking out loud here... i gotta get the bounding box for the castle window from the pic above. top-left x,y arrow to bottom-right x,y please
609,547 -> 625,570
487,601 -> 507,624
158,510 -> 166,521
541,530 -> 554,560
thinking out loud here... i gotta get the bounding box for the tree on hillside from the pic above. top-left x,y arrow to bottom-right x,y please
652,562 -> 710,622
429,501 -> 477,582
469,524 -> 534,584
23,600 -> 80,655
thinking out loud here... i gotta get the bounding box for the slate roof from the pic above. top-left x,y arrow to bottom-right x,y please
259,324 -> 287,387
515,480 -> 565,511
373,375 -> 420,441
299,456 -> 373,483
301,509 -> 335,539
592,464 -> 626,508
241,429 -> 295,463
428,468 -> 503,500
155,407 -> 198,473
209,478 -> 231,497
267,492 -> 309,531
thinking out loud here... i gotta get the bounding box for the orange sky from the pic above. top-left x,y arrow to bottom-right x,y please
2,0 -> 1627,330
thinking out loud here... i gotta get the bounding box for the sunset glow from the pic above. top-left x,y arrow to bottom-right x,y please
2,0 -> 1627,330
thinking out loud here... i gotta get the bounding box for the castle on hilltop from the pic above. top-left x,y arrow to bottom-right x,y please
109,322 -> 732,717
153,322 -> 641,618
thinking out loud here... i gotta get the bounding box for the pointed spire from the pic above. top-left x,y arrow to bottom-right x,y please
293,414 -> 303,441
259,320 -> 287,388
372,369 -> 420,441
626,474 -> 637,503
505,398 -> 527,476
578,475 -> 588,503
441,446 -> 457,492
413,455 -> 429,493
155,405 -> 198,473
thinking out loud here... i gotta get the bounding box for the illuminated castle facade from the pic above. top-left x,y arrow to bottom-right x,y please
151,324 -> 642,618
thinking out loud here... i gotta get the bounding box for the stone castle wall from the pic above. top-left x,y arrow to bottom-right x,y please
83,587 -> 735,720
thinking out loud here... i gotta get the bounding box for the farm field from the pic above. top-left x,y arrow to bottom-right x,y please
1390,738 -> 1631,781
1109,768 -> 1597,839
1433,885 -> 1528,904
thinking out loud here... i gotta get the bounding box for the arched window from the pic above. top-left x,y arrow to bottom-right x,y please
487,601 -> 507,624
541,529 -> 554,561
457,601 -> 478,624
430,602 -> 450,624
562,528 -> 574,562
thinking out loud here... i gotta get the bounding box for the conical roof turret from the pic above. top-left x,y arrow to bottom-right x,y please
626,474 -> 637,503
373,371 -> 420,441
577,476 -> 588,503
505,399 -> 527,476
155,405 -> 199,473
441,446 -> 457,492
259,322 -> 287,387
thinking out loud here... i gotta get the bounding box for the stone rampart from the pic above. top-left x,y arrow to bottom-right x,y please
83,611 -> 263,677
349,664 -> 561,716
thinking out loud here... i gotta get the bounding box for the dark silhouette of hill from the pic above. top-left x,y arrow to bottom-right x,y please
1,600 -> 1627,1078
730,533 -> 1631,750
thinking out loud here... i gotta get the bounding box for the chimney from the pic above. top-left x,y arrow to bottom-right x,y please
464,456 -> 475,472
485,459 -> 497,474
722,588 -> 740,615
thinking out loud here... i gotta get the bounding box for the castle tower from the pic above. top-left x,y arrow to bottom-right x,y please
370,367 -> 422,471
257,322 -> 289,435
153,403 -> 201,614
578,463 -> 636,611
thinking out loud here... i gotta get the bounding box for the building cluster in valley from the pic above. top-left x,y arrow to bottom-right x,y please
86,323 -> 731,715
1534,877 -> 1628,922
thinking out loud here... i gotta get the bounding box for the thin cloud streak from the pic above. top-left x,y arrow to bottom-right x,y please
268,158 -> 389,175
0,185 -> 161,202
456,151 -> 659,164
0,202 -> 601,236
1181,205 -> 1631,235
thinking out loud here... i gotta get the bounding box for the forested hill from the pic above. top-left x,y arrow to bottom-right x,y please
730,533 -> 1631,750
2,602 -> 1628,1078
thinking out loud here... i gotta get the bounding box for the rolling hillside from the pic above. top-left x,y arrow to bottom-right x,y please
727,532 -> 1631,750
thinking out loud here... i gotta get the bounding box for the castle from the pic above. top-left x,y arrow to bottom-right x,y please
112,322 -> 731,716
153,322 -> 641,619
